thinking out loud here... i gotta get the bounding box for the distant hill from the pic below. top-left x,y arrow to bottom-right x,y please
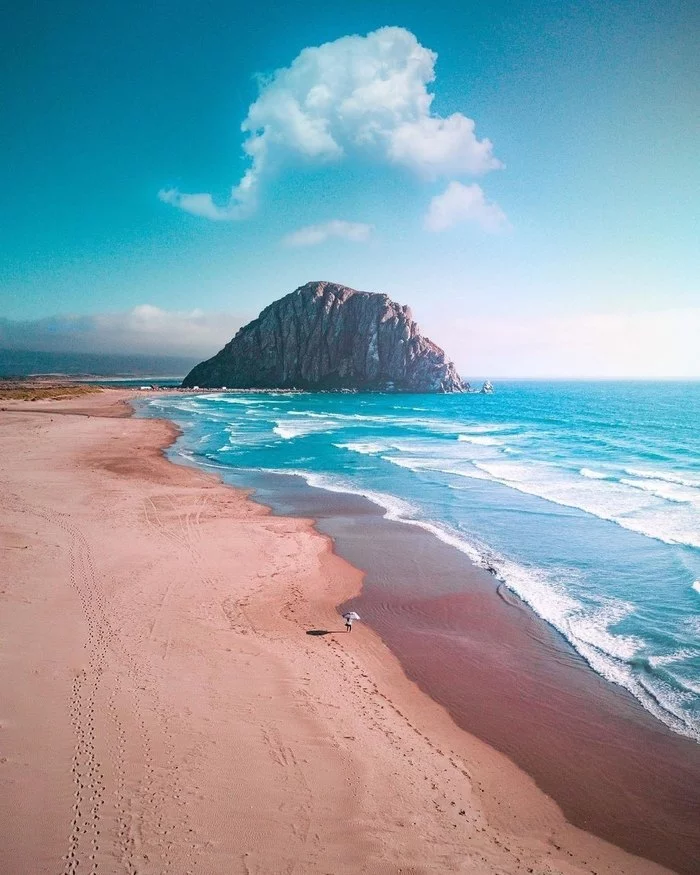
183,281 -> 465,392
0,349 -> 197,379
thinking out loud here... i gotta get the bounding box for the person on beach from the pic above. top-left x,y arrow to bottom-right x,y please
342,611 -> 360,632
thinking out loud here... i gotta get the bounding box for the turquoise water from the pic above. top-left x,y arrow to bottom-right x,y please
142,382 -> 700,741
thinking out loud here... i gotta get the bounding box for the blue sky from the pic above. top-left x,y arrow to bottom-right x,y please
1,0 -> 698,376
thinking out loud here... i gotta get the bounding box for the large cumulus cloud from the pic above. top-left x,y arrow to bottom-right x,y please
159,27 -> 502,221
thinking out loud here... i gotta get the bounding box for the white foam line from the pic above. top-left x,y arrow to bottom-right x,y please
456,423 -> 519,434
273,421 -> 339,440
580,467 -> 610,480
266,468 -> 416,521
381,456 -> 492,480
619,477 -> 696,505
648,648 -> 697,669
678,678 -> 700,698
287,410 -> 382,421
213,396 -> 268,405
334,442 -> 387,455
625,467 -> 700,490
173,451 -> 232,472
457,434 -> 503,446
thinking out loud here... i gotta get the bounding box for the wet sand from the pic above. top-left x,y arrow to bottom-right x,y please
332,516 -> 700,874
220,471 -> 700,874
0,390 -> 691,874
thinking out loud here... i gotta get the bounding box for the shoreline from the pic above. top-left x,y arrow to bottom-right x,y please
336,512 -> 700,872
0,389 -> 688,873
166,457 -> 700,873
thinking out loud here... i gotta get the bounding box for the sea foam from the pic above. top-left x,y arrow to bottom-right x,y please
457,434 -> 503,446
580,467 -> 610,480
473,460 -> 700,550
624,467 -> 700,490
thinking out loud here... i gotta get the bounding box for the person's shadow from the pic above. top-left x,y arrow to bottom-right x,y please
306,629 -> 340,636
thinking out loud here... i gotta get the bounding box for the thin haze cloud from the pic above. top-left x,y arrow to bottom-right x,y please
426,308 -> 700,378
158,26 -> 503,224
0,307 -> 245,357
282,220 -> 373,247
4,305 -> 697,378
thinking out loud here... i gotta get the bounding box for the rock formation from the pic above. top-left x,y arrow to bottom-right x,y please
182,281 -> 464,392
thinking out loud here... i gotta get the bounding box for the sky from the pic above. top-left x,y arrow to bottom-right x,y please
1,0 -> 698,377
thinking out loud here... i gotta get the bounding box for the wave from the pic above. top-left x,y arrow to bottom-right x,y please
339,438 -> 499,465
580,467 -> 610,480
273,424 -> 304,440
211,396 -> 267,405
693,581 -> 700,596
282,409 -> 458,437
382,455 -> 493,481
457,423 -> 521,435
287,410 -> 382,421
260,466 -> 699,742
457,434 -> 503,446
173,450 -> 233,473
624,467 -> 700,490
619,477 -> 697,505
273,419 -> 339,440
684,616 -> 700,640
282,409 -> 521,441
148,399 -> 206,416
472,460 -> 700,550
648,648 -> 697,669
267,467 -> 417,523
271,424 -> 299,440
673,672 -> 700,698
334,441 -> 387,455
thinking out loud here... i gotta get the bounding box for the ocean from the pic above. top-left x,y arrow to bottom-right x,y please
140,381 -> 700,743
0,348 -> 197,378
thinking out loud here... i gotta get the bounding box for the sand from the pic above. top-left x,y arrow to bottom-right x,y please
0,391 -> 677,874
327,511 -> 700,874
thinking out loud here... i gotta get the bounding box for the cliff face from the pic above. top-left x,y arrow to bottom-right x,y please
182,281 -> 464,392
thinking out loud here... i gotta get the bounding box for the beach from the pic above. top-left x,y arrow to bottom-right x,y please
0,390 -> 692,874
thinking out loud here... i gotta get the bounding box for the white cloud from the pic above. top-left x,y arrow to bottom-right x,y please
389,115 -> 500,177
0,307 -> 245,357
424,181 -> 508,232
157,189 -> 248,221
160,26 -> 501,220
282,220 -> 373,247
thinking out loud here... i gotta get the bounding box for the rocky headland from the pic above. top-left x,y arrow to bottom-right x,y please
182,281 -> 464,392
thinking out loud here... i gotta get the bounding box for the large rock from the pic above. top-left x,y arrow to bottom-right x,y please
182,281 -> 464,392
